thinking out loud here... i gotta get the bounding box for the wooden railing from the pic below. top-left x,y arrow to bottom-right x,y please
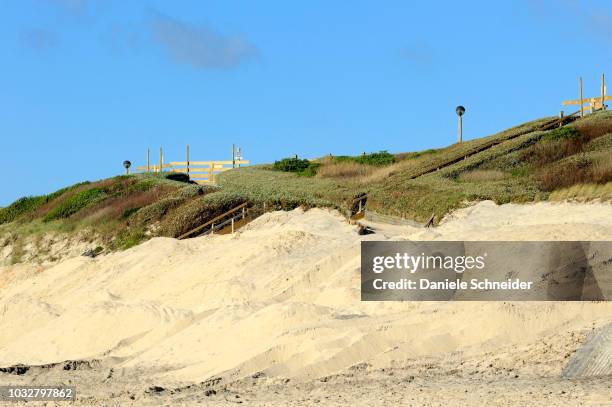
169,160 -> 249,184
136,160 -> 249,184
178,202 -> 248,239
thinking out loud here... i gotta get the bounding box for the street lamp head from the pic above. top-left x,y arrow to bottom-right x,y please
456,105 -> 465,116
123,160 -> 131,169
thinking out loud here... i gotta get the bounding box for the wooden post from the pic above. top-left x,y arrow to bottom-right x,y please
602,73 -> 606,111
580,77 -> 584,117
186,144 -> 190,177
147,148 -> 150,172
231,217 -> 235,234
232,144 -> 235,168
159,147 -> 163,175
209,163 -> 214,183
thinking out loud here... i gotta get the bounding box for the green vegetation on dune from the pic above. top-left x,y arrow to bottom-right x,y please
1,111 -> 611,259
0,182 -> 89,224
218,166 -> 357,210
43,188 -> 107,222
331,151 -> 396,166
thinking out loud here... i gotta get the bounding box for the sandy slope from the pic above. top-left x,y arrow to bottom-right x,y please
0,201 -> 611,405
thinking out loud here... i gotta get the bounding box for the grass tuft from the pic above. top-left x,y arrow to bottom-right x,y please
43,188 -> 107,222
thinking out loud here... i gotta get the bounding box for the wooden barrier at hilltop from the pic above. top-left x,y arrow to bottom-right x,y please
136,144 -> 249,185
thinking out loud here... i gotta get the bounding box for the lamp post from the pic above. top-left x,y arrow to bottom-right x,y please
123,160 -> 131,175
456,105 -> 465,143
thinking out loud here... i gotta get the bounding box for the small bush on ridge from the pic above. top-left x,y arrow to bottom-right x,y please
273,157 -> 319,176
273,157 -> 311,172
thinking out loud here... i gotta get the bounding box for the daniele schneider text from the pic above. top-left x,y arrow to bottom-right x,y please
370,252 -> 533,291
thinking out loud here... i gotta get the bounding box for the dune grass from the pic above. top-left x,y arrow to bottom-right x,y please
1,112 -> 611,258
549,182 -> 612,201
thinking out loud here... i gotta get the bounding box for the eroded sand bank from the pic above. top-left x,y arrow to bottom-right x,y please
0,201 -> 611,406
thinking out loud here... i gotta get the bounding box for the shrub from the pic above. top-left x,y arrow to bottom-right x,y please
299,162 -> 321,177
164,173 -> 192,183
542,126 -> 579,142
272,157 -> 320,176
334,151 -> 395,166
357,151 -> 395,166
273,157 -> 312,172
43,188 -> 107,222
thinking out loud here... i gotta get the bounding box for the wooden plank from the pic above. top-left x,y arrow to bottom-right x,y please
190,174 -> 212,179
212,167 -> 233,172
562,96 -> 612,105
137,164 -> 172,170
172,168 -> 227,173
141,160 -> 250,172
169,160 -> 249,166
184,169 -> 227,173
188,160 -> 250,166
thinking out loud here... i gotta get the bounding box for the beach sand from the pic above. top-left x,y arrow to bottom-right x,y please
0,201 -> 611,406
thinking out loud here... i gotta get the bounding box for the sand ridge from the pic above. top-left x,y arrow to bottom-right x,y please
0,201 -> 611,397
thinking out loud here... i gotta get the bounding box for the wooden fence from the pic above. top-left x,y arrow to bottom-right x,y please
135,145 -> 249,185
562,74 -> 609,117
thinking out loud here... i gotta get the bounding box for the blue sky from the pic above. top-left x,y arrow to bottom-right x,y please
1,0 -> 611,205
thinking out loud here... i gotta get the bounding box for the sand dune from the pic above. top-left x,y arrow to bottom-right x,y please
0,201 -> 611,404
